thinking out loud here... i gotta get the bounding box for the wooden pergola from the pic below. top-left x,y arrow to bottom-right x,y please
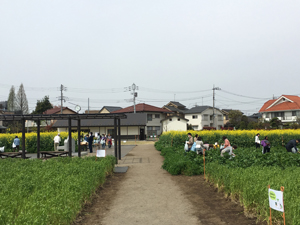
0,113 -> 127,163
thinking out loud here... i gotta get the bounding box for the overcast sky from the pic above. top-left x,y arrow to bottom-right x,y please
1,1 -> 300,115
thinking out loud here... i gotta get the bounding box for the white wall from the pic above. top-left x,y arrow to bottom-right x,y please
185,108 -> 224,130
162,117 -> 187,132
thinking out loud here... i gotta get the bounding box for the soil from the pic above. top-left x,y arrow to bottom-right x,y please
74,144 -> 267,225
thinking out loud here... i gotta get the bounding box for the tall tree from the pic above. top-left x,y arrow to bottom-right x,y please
228,110 -> 243,128
16,83 -> 29,114
32,96 -> 53,114
7,85 -> 16,111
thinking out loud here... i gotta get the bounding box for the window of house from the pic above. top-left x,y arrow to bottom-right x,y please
292,111 -> 296,116
192,125 -> 198,130
210,115 -> 213,121
218,115 -> 222,121
266,113 -> 270,118
192,115 -> 198,119
155,114 -> 160,119
147,114 -> 152,121
154,126 -> 160,130
147,126 -> 153,131
202,114 -> 208,121
177,118 -> 180,121
274,112 -> 284,117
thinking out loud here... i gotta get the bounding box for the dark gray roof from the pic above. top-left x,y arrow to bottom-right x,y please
0,125 -> 7,129
52,113 -> 146,127
169,101 -> 186,108
185,106 -> 222,114
163,105 -> 188,114
100,106 -> 123,113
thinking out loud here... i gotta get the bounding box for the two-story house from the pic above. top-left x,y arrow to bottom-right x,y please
112,103 -> 170,137
259,95 -> 300,123
185,106 -> 224,130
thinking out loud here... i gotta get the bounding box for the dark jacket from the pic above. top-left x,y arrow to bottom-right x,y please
286,139 -> 298,152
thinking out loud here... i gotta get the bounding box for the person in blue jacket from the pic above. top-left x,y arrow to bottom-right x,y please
13,136 -> 20,152
286,139 -> 300,153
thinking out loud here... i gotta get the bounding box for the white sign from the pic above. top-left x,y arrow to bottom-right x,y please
96,150 -> 106,157
269,188 -> 284,212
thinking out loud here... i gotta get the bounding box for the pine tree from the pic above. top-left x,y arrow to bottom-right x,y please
32,96 -> 53,114
16,83 -> 29,114
7,85 -> 16,111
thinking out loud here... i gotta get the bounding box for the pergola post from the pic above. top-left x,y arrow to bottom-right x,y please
68,117 -> 72,157
118,118 -> 121,160
77,119 -> 81,157
37,119 -> 40,158
114,116 -> 118,164
21,118 -> 26,159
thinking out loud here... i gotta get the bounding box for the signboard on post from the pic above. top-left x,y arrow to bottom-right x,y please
269,188 -> 284,212
96,150 -> 106,158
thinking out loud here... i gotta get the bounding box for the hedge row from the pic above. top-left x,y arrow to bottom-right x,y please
0,132 -> 79,153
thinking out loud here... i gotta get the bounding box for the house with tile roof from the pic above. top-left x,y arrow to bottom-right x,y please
52,113 -> 147,140
163,101 -> 188,118
184,106 -> 224,130
259,95 -> 300,123
99,106 -> 123,114
112,103 -> 170,137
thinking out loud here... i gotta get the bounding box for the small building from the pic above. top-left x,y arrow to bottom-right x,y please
161,115 -> 189,132
112,103 -> 170,136
259,95 -> 300,123
99,106 -> 123,114
184,106 -> 224,130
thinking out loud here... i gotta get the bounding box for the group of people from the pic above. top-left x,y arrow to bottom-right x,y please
53,132 -> 113,153
84,133 -> 113,153
186,133 -> 237,157
255,133 -> 300,154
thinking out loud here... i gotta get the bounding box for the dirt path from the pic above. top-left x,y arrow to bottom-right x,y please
76,144 -> 265,225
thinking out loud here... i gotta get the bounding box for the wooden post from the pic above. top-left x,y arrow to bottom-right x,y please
203,149 -> 206,180
77,119 -> 81,157
22,118 -> 26,159
281,186 -> 286,225
171,137 -> 173,147
114,116 -> 118,164
269,185 -> 272,225
118,118 -> 121,160
68,117 -> 72,157
37,119 -> 40,159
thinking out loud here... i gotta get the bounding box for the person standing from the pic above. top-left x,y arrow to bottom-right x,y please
101,134 -> 107,149
107,133 -> 112,148
13,136 -> 20,152
88,132 -> 94,153
255,133 -> 260,148
286,139 -> 300,153
186,133 -> 193,152
53,133 -> 61,151
261,136 -> 271,154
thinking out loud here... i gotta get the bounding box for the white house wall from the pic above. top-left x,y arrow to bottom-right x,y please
162,117 -> 187,132
185,108 -> 224,130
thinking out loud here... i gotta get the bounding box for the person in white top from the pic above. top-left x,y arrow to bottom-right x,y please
255,133 -> 260,148
53,133 -> 61,151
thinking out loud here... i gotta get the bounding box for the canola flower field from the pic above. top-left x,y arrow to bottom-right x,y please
0,132 -> 79,153
155,130 -> 300,225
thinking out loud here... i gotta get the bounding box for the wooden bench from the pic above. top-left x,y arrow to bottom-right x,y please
40,151 -> 69,158
0,152 -> 30,159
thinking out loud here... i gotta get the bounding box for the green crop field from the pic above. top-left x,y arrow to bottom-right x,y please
156,131 -> 300,224
0,156 -> 115,225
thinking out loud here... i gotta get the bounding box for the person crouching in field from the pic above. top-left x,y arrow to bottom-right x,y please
261,136 -> 271,154
195,136 -> 208,154
220,136 -> 237,157
286,139 -> 300,154
255,133 -> 260,148
186,133 -> 193,152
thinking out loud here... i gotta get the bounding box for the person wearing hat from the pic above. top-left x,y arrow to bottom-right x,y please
53,133 -> 61,151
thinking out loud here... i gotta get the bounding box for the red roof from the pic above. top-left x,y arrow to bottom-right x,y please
259,95 -> 300,112
112,103 -> 170,113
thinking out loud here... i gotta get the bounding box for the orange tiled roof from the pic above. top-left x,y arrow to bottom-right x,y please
259,95 -> 300,112
112,103 -> 170,113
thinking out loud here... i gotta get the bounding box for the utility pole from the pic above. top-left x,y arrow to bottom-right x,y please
57,84 -> 67,114
212,85 -> 221,128
124,83 -> 138,113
